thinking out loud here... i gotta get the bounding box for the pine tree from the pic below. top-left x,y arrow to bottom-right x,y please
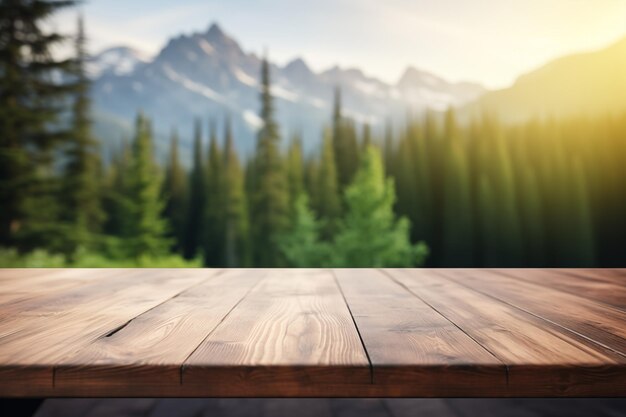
315,128 -> 341,239
286,133 -> 305,217
102,138 -> 131,239
333,147 -> 428,267
62,14 -> 104,257
125,113 -> 170,258
278,194 -> 330,267
163,129 -> 187,253
182,119 -> 205,260
304,157 -> 320,213
441,141 -> 474,266
203,122 -> 224,266
361,123 -> 372,150
332,87 -> 359,189
250,56 -> 290,266
383,121 -> 394,177
0,0 -> 76,249
222,117 -> 250,266
478,174 -> 499,266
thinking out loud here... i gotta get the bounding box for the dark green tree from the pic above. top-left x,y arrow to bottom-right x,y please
162,129 -> 187,252
124,113 -> 170,258
333,147 -> 428,267
286,133 -> 305,217
182,119 -> 205,260
203,122 -> 224,266
222,117 -> 250,266
332,87 -> 359,189
361,123 -> 372,150
278,193 -> 330,267
314,128 -> 341,238
250,56 -> 290,266
102,139 -> 131,239
62,14 -> 104,256
0,0 -> 76,249
383,121 -> 394,177
441,141 -> 474,266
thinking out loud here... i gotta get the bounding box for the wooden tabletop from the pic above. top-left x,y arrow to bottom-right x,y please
0,268 -> 625,398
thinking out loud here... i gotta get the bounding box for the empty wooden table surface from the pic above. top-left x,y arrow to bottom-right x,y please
0,268 -> 625,398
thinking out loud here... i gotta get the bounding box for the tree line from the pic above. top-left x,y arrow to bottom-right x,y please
1,1 -> 624,267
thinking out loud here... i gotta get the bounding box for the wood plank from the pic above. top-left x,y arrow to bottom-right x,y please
53,269 -> 262,396
490,269 -> 626,310
0,269 -> 215,397
2,268 -> 625,398
555,268 -> 626,286
0,269 -> 122,311
334,269 -> 505,397
387,269 -> 626,396
183,269 -> 371,396
437,269 -> 626,356
0,269 -> 169,332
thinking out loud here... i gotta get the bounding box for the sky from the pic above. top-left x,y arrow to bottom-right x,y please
51,0 -> 626,89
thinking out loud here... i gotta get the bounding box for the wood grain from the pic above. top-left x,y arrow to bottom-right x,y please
387,269 -> 626,396
334,269 -> 505,397
183,269 -> 371,396
53,269 -> 262,396
437,269 -> 626,356
0,269 -> 214,396
488,269 -> 626,310
0,268 -> 625,398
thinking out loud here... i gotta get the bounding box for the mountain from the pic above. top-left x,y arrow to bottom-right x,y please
396,67 -> 484,110
87,46 -> 150,78
90,23 -> 486,156
465,36 -> 626,122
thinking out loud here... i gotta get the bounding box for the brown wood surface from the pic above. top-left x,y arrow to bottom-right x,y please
183,269 -> 371,396
0,268 -> 625,398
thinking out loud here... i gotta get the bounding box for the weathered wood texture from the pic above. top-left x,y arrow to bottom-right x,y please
0,268 -> 624,397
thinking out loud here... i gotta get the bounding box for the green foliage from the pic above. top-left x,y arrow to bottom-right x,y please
122,114 -> 170,258
203,123 -> 225,266
389,110 -> 610,266
250,57 -> 290,266
286,135 -> 305,217
333,147 -> 428,267
0,248 -> 66,268
183,119 -> 206,259
62,15 -> 105,257
163,130 -> 187,252
0,0 -> 77,248
102,140 -> 132,237
314,128 -> 341,238
222,118 -> 250,267
1,7 -> 623,268
441,124 -> 474,266
332,88 -> 360,189
278,194 -> 331,267
0,247 -> 200,268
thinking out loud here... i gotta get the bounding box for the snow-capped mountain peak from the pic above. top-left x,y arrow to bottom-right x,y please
89,23 -> 486,155
87,46 -> 150,78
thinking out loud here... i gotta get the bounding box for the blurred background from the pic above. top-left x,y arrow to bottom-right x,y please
1,0 -> 626,268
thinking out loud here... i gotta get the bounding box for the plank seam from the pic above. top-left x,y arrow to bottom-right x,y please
487,269 -> 626,314
379,269 -> 510,386
179,273 -> 265,385
50,269 -> 225,388
95,269 -> 226,340
331,269 -> 375,384
435,270 -> 626,360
